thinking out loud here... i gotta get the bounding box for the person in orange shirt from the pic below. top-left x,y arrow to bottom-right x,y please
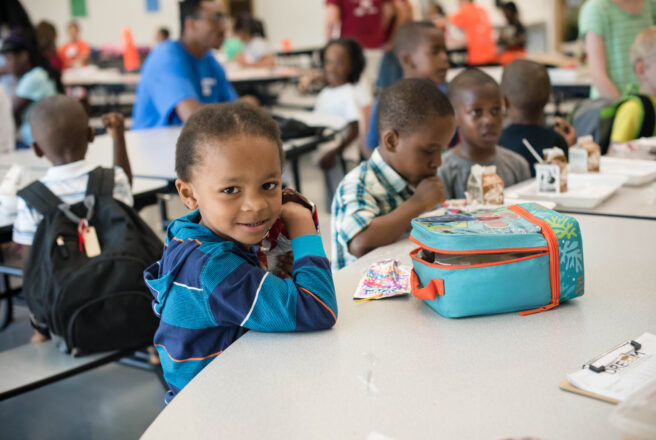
438,0 -> 496,66
57,21 -> 90,69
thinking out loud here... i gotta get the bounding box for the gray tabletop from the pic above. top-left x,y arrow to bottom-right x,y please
506,180 -> 656,220
0,111 -> 346,182
142,214 -> 656,440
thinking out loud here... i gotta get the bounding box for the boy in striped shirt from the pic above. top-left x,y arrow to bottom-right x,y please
144,103 -> 337,403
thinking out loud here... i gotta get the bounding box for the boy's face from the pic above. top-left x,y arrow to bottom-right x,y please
404,28 -> 449,84
323,43 -> 351,87
636,59 -> 656,96
2,51 -> 28,77
382,115 -> 456,187
67,24 -> 79,41
178,136 -> 283,247
453,84 -> 503,153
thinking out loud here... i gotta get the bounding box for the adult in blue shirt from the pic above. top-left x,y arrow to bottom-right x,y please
132,0 -> 238,129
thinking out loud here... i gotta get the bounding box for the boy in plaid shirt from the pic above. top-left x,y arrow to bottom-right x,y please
331,78 -> 455,270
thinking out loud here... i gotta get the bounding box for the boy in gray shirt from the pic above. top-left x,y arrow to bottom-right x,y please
438,68 -> 530,199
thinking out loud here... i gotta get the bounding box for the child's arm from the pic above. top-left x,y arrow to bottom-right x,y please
318,121 -> 359,170
348,176 -> 445,258
18,244 -> 30,272
205,202 -> 337,332
102,113 -> 132,185
585,33 -> 620,98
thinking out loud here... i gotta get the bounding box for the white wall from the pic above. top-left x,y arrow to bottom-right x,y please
253,0 -> 325,51
21,0 -> 181,48
19,0 -> 555,52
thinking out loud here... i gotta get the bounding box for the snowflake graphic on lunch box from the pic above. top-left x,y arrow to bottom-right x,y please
545,216 -> 578,239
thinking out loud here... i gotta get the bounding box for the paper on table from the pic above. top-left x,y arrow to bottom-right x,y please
566,332 -> 656,402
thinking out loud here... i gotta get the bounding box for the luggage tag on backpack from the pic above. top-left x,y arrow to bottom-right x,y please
78,219 -> 101,258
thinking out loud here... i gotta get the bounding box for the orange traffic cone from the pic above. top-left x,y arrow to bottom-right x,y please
122,27 -> 140,72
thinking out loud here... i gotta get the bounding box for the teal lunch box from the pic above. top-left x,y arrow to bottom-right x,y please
409,203 -> 585,318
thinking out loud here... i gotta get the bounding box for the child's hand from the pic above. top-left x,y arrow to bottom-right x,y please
298,70 -> 324,93
411,176 -> 446,212
318,145 -> 341,170
102,113 -> 125,138
280,201 -> 316,239
273,252 -> 294,279
554,117 -> 577,147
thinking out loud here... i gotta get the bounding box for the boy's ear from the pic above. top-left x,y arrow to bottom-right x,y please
87,126 -> 95,143
381,128 -> 399,153
399,51 -> 415,72
634,60 -> 646,79
175,178 -> 199,210
502,95 -> 511,112
31,142 -> 44,158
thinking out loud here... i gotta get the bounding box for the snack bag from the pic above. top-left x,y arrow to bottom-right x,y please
353,259 -> 410,301
258,188 -> 319,278
466,164 -> 504,205
543,147 -> 568,192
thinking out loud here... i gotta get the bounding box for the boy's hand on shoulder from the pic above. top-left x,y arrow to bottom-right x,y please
411,176 -> 446,212
280,201 -> 316,239
102,113 -> 125,139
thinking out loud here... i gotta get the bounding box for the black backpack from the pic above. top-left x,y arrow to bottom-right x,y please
17,167 -> 163,356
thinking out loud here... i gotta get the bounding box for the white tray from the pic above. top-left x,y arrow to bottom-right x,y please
594,157 -> 656,186
506,174 -> 627,209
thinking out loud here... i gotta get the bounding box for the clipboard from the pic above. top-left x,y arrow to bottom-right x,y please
559,379 -> 619,404
559,332 -> 656,404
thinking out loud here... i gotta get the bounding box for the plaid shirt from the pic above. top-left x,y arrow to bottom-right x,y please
331,148 -> 413,270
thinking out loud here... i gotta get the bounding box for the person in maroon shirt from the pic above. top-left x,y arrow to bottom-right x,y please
325,0 -> 395,144
325,0 -> 394,49
325,0 -> 395,86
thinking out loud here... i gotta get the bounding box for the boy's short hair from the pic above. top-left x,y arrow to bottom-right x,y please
320,38 -> 366,84
501,1 -> 518,15
393,21 -> 438,58
630,26 -> 656,66
30,95 -> 89,156
176,102 -> 283,182
447,68 -> 499,105
500,59 -> 551,113
378,78 -> 454,138
158,27 -> 170,39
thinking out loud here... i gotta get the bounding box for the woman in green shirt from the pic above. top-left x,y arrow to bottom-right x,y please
579,0 -> 656,98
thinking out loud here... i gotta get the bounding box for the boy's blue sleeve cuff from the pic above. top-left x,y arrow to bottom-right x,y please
290,234 -> 326,260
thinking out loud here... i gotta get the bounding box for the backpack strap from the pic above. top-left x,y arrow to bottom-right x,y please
634,94 -> 656,139
86,167 -> 115,198
17,181 -> 65,216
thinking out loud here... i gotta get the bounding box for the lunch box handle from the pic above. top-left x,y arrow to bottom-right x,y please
410,269 -> 445,301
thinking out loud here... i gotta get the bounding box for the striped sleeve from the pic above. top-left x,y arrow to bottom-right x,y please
205,235 -> 337,332
578,1 -> 608,39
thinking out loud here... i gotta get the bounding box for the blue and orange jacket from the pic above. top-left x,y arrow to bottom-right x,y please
144,210 -> 338,402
